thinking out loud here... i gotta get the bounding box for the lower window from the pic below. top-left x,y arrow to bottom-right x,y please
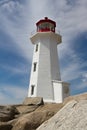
31,85 -> 35,95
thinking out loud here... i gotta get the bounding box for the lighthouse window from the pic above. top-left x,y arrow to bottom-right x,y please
43,22 -> 49,28
50,24 -> 55,32
33,62 -> 37,72
35,44 -> 38,52
31,85 -> 35,95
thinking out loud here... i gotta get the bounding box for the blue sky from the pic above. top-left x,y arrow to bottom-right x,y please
0,0 -> 87,104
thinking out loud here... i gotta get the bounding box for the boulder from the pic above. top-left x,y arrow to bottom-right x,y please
0,105 -> 19,122
37,100 -> 87,130
12,110 -> 54,130
16,105 -> 38,114
23,97 -> 44,106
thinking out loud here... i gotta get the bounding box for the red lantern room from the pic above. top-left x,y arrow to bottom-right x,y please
36,17 -> 56,33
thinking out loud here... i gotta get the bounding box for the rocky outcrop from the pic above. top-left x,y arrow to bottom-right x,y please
37,100 -> 87,130
0,105 -> 19,122
0,97 -> 63,130
12,100 -> 63,130
12,110 -> 54,130
0,94 -> 87,130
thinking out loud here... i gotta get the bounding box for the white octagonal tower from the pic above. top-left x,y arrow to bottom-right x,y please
28,17 -> 70,103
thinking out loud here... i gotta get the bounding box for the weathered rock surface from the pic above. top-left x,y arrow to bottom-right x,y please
12,103 -> 63,130
37,100 -> 87,130
12,110 -> 54,130
0,97 -> 63,130
0,106 -> 19,122
64,92 -> 87,104
36,103 -> 63,114
0,122 -> 12,130
0,93 -> 87,130
23,97 -> 44,106
16,104 -> 38,114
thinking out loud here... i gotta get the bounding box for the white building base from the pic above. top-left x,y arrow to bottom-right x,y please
35,80 -> 70,103
52,80 -> 70,103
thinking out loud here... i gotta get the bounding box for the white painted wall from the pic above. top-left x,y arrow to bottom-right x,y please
52,81 -> 63,103
50,35 -> 61,81
28,32 -> 70,103
28,40 -> 40,97
52,80 -> 70,103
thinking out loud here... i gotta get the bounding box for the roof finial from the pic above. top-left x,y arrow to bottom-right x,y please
44,17 -> 48,20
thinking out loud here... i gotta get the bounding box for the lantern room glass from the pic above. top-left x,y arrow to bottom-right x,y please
37,22 -> 55,32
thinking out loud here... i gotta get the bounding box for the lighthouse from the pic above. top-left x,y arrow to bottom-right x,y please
28,17 -> 70,103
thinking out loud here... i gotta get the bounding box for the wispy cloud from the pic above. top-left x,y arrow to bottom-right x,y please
0,63 -> 29,75
0,85 -> 27,104
0,0 -> 33,60
82,73 -> 87,83
0,0 -> 87,61
0,0 -> 12,6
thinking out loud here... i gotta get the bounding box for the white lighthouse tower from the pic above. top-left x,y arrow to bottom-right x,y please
28,17 -> 70,103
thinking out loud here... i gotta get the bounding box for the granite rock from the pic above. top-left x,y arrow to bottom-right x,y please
37,100 -> 87,130
23,97 -> 44,106
0,106 -> 19,122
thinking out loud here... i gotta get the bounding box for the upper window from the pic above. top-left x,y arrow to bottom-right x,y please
37,22 -> 55,32
35,44 -> 38,52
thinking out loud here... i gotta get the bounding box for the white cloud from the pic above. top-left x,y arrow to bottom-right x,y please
0,92 -> 6,101
0,0 -> 87,61
0,85 -> 28,104
0,63 -> 29,75
0,62 -> 30,87
75,80 -> 87,91
1,1 -> 18,12
82,73 -> 87,82
0,0 -> 33,61
60,48 -> 87,82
